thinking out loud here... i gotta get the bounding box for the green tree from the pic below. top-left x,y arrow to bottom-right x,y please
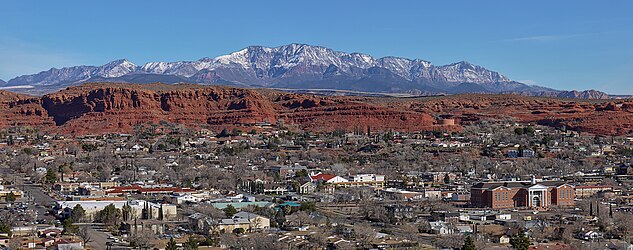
5,192 -> 16,204
23,148 -> 34,155
525,126 -> 536,135
510,229 -> 530,250
81,143 -> 98,152
295,169 -> 309,178
62,219 -> 79,235
71,204 -> 86,222
223,205 -> 237,217
443,174 -> 451,184
217,128 -> 230,138
0,223 -> 12,237
274,210 -> 286,227
44,168 -> 57,184
514,128 -> 525,135
184,236 -> 199,250
462,236 -> 477,250
95,204 -> 122,226
299,202 -> 316,212
166,238 -> 179,250
122,204 -> 132,221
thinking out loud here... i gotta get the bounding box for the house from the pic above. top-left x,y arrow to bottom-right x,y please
218,218 -> 251,233
0,185 -> 23,199
77,185 -> 106,196
451,193 -> 470,202
380,188 -> 424,201
310,173 -> 348,184
169,193 -> 203,204
299,182 -> 317,194
385,205 -> 414,221
188,213 -> 217,234
233,211 -> 270,231
429,221 -> 454,235
263,186 -> 288,195
270,165 -> 308,177
52,239 -> 84,250
498,235 -> 510,244
39,227 -> 63,238
423,189 -> 442,200
455,225 -> 473,235
576,231 -> 603,241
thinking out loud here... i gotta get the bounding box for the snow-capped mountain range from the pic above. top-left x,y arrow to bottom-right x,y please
0,43 -> 607,97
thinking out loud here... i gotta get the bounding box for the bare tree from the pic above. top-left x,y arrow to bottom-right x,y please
353,223 -> 376,248
288,211 -> 312,227
129,229 -> 155,249
77,225 -> 92,246
434,234 -> 464,249
307,227 -> 330,249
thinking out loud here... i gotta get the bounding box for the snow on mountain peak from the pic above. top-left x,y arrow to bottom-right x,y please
6,43 -> 530,95
438,60 -> 511,83
96,59 -> 138,78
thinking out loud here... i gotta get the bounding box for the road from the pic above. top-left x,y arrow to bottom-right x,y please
87,225 -> 110,250
21,183 -> 57,227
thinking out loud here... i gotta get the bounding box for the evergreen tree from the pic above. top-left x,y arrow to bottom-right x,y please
0,223 -> 12,237
223,204 -> 237,217
274,210 -> 286,227
5,192 -> 16,204
122,204 -> 132,221
184,236 -> 199,250
44,168 -> 57,184
462,236 -> 477,250
217,128 -> 230,138
166,238 -> 179,250
510,229 -> 530,250
70,204 -> 86,222
62,219 -> 79,235
95,204 -> 122,226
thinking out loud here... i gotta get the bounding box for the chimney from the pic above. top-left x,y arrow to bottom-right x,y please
531,175 -> 536,185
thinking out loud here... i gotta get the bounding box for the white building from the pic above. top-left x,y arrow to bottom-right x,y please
348,174 -> 385,183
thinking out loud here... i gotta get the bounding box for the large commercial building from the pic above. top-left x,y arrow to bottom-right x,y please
470,178 -> 574,209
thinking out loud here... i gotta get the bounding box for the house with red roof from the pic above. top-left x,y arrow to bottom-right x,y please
309,173 -> 348,184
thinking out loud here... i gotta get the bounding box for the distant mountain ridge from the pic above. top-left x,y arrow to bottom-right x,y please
0,43 -> 611,98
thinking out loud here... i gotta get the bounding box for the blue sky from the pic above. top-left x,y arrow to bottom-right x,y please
1,1 -> 632,94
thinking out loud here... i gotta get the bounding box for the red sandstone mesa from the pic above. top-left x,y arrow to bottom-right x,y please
0,83 -> 631,135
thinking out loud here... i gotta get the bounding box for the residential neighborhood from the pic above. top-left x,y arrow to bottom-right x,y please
0,121 -> 632,250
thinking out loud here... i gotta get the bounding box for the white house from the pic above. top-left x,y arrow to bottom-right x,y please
310,173 -> 348,184
429,221 -> 454,235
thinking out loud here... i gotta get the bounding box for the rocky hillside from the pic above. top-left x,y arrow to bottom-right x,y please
0,83 -> 630,135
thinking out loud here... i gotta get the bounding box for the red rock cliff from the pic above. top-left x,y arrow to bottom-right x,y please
0,83 -> 632,135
